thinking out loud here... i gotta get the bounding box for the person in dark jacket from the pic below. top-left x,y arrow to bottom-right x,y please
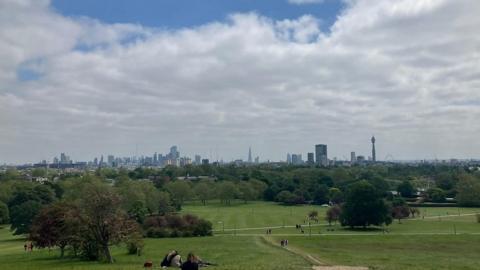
181,252 -> 199,270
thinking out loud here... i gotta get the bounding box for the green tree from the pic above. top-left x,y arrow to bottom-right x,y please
10,200 -> 42,235
0,201 -> 9,224
194,182 -> 212,205
397,180 -> 415,198
31,168 -> 47,178
165,181 -> 193,208
275,190 -> 296,205
328,187 -> 343,204
456,176 -> 480,206
426,188 -> 446,203
216,181 -> 238,205
78,184 -> 141,263
340,181 -> 391,228
157,191 -> 174,215
237,181 -> 256,203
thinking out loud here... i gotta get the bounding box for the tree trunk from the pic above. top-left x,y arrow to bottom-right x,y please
103,245 -> 114,263
60,246 -> 65,258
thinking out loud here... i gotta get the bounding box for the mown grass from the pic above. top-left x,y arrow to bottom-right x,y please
1,202 -> 479,269
276,234 -> 480,270
0,225 -> 309,270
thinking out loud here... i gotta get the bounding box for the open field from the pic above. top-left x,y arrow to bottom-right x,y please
1,201 -> 479,269
276,235 -> 480,270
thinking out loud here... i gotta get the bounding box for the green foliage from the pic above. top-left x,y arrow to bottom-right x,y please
397,180 -> 415,198
216,181 -> 238,205
0,202 -> 9,224
456,175 -> 480,207
165,181 -> 194,208
31,168 -> 47,178
275,190 -> 296,205
340,181 -> 392,228
426,188 -> 446,203
328,187 -> 343,204
194,181 -> 212,205
10,200 -> 42,235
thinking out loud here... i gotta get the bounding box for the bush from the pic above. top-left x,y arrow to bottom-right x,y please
144,214 -> 212,238
126,232 -> 144,255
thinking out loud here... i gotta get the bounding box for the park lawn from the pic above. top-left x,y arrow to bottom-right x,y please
0,226 -> 310,270
277,234 -> 480,270
182,201 -> 480,236
182,201 -> 329,231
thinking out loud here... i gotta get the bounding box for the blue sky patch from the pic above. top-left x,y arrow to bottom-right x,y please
52,0 -> 344,32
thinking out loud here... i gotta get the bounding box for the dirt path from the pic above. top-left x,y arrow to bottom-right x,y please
261,236 -> 369,270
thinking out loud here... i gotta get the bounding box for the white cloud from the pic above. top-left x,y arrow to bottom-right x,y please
1,0 -> 480,163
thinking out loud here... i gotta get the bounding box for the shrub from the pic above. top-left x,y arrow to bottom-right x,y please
144,214 -> 212,238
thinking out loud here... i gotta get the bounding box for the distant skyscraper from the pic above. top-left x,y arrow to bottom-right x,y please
351,152 -> 356,163
107,155 -> 115,166
248,147 -> 252,163
315,144 -> 328,166
195,155 -> 201,165
254,156 -> 260,164
307,152 -> 314,165
291,154 -> 303,165
286,153 -> 292,164
371,136 -> 376,162
60,153 -> 67,164
170,146 -> 179,159
201,159 -> 209,165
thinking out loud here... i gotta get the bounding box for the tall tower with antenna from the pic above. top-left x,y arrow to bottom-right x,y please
248,147 -> 252,163
371,136 -> 376,162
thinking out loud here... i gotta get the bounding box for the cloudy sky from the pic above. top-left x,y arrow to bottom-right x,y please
1,0 -> 479,164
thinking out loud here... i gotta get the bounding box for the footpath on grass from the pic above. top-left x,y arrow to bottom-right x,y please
261,236 -> 368,270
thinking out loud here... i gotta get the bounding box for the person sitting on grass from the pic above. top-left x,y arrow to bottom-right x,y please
161,250 -> 182,268
181,252 -> 199,270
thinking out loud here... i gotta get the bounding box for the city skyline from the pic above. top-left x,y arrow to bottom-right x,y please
2,1 -> 480,163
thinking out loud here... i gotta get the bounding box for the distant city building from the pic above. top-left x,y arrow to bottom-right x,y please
286,153 -> 292,164
371,136 -> 376,162
315,144 -> 328,166
169,146 -> 179,160
107,155 -> 115,166
254,156 -> 260,164
291,154 -> 303,165
195,155 -> 201,165
351,152 -> 356,163
248,147 -> 252,163
307,153 -> 314,165
201,159 -> 209,165
357,155 -> 366,163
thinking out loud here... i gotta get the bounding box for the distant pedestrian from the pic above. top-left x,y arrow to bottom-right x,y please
24,243 -> 27,251
285,239 -> 288,246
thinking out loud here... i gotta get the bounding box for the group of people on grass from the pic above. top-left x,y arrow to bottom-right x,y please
144,250 -> 215,269
23,242 -> 33,252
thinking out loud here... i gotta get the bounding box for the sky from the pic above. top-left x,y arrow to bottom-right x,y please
1,0 -> 480,164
